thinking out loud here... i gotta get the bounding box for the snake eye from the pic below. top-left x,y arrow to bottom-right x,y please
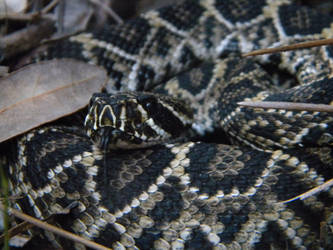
137,95 -> 157,110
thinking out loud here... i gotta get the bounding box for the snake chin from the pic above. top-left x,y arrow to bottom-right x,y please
87,126 -> 187,150
88,124 -> 194,150
87,127 -> 147,149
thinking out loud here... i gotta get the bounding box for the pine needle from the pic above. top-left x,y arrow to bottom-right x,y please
0,204 -> 110,250
281,178 -> 333,204
238,101 -> 333,113
243,38 -> 333,57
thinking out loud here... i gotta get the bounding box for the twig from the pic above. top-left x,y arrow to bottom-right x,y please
89,0 -> 123,24
243,38 -> 333,57
0,13 -> 40,22
281,178 -> 333,204
0,221 -> 33,244
2,0 -> 8,35
41,0 -> 60,14
238,101 -> 333,113
57,0 -> 65,33
0,18 -> 55,61
0,204 -> 110,250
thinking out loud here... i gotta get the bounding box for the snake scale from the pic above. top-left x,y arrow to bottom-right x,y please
2,0 -> 333,249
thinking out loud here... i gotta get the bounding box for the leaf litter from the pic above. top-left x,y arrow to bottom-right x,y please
0,59 -> 107,142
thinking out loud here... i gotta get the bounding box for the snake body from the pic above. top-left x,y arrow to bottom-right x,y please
3,0 -> 333,249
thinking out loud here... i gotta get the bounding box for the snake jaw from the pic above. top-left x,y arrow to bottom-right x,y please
85,92 -> 194,149
87,126 -> 144,149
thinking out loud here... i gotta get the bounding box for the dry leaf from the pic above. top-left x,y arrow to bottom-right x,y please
0,59 -> 107,142
0,0 -> 27,14
53,0 -> 93,37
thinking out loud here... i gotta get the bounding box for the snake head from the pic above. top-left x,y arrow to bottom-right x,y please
85,92 -> 193,149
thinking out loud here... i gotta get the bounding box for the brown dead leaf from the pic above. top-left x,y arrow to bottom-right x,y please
0,59 -> 107,142
0,0 -> 27,14
53,0 -> 93,37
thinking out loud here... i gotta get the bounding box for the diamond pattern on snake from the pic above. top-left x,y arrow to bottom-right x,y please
3,0 -> 333,249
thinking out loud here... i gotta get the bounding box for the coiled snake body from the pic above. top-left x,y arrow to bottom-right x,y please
3,0 -> 333,249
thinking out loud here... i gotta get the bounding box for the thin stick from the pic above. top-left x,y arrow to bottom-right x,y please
281,178 -> 333,204
243,38 -> 333,57
0,18 -> 55,60
0,205 -> 110,250
238,101 -> 333,113
57,0 -> 65,33
41,0 -> 59,14
89,0 -> 123,24
0,221 -> 33,244
0,13 -> 39,21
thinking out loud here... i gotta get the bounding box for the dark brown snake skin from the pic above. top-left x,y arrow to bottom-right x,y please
2,0 -> 333,249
